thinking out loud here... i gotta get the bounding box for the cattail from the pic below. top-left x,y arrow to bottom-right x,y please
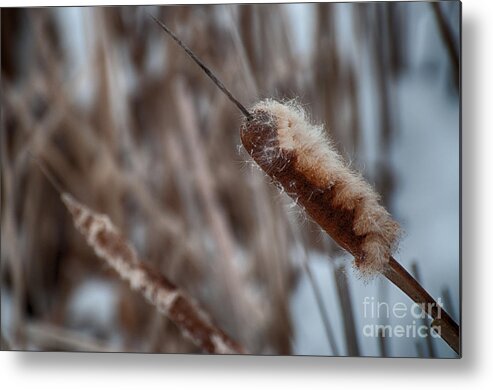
149,17 -> 399,277
61,192 -> 245,354
241,99 -> 400,277
153,16 -> 461,354
239,102 -> 459,353
240,101 -> 458,353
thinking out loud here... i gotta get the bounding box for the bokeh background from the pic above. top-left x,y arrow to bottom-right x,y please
1,2 -> 460,357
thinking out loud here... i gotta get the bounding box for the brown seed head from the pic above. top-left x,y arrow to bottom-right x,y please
241,100 -> 400,276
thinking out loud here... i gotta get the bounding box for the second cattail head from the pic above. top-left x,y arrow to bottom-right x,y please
241,99 -> 400,277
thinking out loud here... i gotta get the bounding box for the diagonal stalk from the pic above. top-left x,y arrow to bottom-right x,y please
384,257 -> 460,354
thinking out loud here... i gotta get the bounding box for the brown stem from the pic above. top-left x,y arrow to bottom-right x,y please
411,262 -> 436,358
431,2 -> 460,92
302,260 -> 340,355
334,265 -> 360,356
384,257 -> 460,355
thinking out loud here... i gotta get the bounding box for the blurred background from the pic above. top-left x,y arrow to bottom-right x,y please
1,1 -> 460,357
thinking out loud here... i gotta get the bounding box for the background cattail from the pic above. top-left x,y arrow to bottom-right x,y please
61,192 -> 245,354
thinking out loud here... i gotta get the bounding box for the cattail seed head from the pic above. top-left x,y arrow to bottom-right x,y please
62,193 -> 245,354
241,99 -> 400,276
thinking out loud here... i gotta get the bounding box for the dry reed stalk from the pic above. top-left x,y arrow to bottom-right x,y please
378,328 -> 388,357
287,219 -> 339,355
174,79 -> 255,334
431,2 -> 459,91
411,262 -> 436,358
0,140 -> 26,347
24,321 -> 117,352
383,259 -> 459,353
334,265 -> 360,356
302,258 -> 339,355
1,333 -> 11,351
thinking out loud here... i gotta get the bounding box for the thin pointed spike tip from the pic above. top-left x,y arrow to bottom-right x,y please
149,14 -> 252,120
28,152 -> 66,195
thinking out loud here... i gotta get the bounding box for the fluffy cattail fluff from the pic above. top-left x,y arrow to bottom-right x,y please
241,100 -> 400,276
61,193 -> 245,354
